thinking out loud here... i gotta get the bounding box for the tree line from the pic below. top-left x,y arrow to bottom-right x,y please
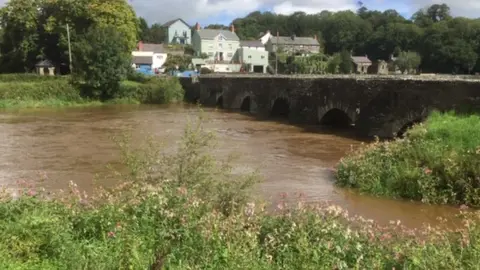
1,1 -> 480,75
204,4 -> 479,74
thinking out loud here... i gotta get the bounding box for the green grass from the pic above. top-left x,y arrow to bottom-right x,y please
336,111 -> 480,206
0,73 -> 185,109
1,114 -> 480,269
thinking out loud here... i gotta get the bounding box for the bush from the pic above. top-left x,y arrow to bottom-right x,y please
200,67 -> 213,74
0,73 -> 71,82
0,78 -> 82,101
336,111 -> 480,206
2,115 -> 480,269
117,76 -> 184,104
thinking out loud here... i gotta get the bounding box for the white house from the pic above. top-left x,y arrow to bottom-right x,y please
259,30 -> 273,45
132,42 -> 168,72
240,40 -> 265,51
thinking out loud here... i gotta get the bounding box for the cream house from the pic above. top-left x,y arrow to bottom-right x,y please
191,23 -> 240,62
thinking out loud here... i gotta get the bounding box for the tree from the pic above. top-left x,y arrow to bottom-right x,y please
138,17 -> 149,41
339,50 -> 353,74
0,0 -> 138,73
73,25 -> 131,99
394,51 -> 421,74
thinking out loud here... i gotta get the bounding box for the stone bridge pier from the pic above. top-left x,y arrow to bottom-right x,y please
181,74 -> 480,138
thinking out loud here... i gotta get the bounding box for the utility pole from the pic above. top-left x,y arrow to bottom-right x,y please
67,23 -> 73,73
275,30 -> 279,75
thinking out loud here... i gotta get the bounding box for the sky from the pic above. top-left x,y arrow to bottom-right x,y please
127,0 -> 480,26
0,0 -> 479,26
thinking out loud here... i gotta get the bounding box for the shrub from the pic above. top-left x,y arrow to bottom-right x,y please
0,73 -> 71,82
0,78 -> 82,101
336,111 -> 480,206
200,67 -> 213,74
117,76 -> 184,104
2,115 -> 480,268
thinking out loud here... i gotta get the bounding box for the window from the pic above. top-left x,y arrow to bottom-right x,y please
227,52 -> 233,57
208,45 -> 213,49
208,52 -> 213,56
248,55 -> 252,58
218,35 -> 225,41
228,44 -> 232,49
218,43 -> 223,48
261,55 -> 264,59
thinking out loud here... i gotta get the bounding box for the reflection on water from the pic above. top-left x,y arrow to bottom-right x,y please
0,104 -> 463,228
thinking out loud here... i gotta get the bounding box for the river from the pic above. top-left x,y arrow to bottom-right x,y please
0,104 -> 461,228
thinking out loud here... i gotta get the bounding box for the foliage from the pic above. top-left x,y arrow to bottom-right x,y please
336,112 -> 480,206
163,54 -> 192,72
285,54 -> 329,74
200,67 -> 213,74
226,4 -> 480,74
0,0 -> 138,73
117,77 -> 184,104
2,116 -> 480,268
73,25 -> 131,100
339,50 -> 353,74
0,77 -> 81,101
394,51 -> 422,74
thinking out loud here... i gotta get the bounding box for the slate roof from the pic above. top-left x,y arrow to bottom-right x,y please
351,56 -> 371,64
196,29 -> 239,41
162,18 -> 191,28
132,56 -> 153,65
240,40 -> 264,47
141,43 -> 164,53
270,36 -> 319,46
35,59 -> 54,67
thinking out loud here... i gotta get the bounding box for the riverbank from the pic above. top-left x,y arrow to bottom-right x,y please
1,116 -> 480,269
336,111 -> 480,207
0,74 -> 184,109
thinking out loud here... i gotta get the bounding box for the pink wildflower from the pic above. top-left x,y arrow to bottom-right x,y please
424,168 -> 432,175
107,231 -> 115,238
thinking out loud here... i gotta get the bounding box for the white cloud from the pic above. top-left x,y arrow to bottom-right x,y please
270,0 -> 357,15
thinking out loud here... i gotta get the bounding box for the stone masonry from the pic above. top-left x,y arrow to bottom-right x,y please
180,74 -> 480,137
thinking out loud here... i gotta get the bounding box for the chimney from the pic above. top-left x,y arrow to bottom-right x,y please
138,41 -> 143,51
291,34 -> 295,41
314,34 -> 317,40
266,30 -> 271,34
195,22 -> 200,30
230,24 -> 235,33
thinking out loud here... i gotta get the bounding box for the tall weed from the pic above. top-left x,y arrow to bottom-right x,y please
1,113 -> 480,269
336,111 -> 480,206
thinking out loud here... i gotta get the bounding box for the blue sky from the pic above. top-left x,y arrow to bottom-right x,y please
128,0 -> 480,26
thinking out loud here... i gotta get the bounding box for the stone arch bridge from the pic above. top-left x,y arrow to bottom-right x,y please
180,74 -> 480,137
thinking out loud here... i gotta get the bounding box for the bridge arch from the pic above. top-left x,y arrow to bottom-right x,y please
271,97 -> 290,118
241,96 -> 252,112
317,102 -> 357,127
319,108 -> 353,128
393,112 -> 428,137
216,95 -> 224,108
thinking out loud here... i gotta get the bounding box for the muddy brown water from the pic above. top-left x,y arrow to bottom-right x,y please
0,104 -> 463,228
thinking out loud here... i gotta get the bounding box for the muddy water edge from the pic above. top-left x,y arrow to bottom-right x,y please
0,104 -> 463,228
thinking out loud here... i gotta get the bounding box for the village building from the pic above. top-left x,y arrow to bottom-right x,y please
351,56 -> 372,74
132,42 -> 167,74
162,18 -> 192,45
265,34 -> 320,55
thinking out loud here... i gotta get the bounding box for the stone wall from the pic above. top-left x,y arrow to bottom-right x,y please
186,74 -> 480,137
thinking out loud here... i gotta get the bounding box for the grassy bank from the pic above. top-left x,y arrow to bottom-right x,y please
0,73 -> 184,109
336,112 -> 480,206
1,116 -> 480,269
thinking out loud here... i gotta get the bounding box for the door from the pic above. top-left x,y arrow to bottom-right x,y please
219,52 -> 224,61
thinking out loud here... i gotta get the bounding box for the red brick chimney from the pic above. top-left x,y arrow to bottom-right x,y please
230,24 -> 235,33
195,22 -> 200,30
138,41 -> 143,51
